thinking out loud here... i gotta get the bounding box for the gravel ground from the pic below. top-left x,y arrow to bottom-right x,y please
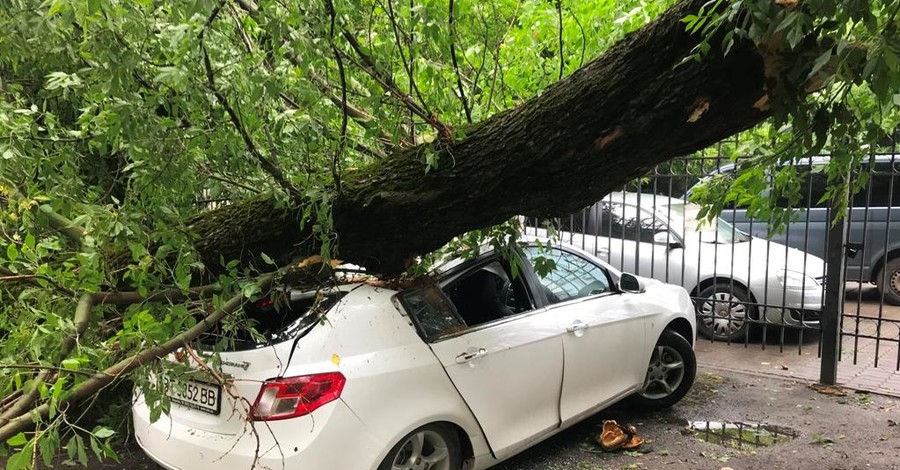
5,367 -> 900,470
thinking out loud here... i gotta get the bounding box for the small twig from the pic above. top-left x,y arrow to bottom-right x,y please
449,0 -> 473,123
555,0 -> 564,80
0,270 -> 76,297
566,5 -> 586,68
200,169 -> 262,194
228,3 -> 253,53
324,0 -> 347,193
0,364 -> 97,378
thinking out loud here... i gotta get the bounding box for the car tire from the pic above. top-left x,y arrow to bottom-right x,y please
630,330 -> 696,409
876,258 -> 900,306
378,423 -> 462,470
694,282 -> 756,341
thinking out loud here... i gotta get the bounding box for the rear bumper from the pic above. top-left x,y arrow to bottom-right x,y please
133,395 -> 381,470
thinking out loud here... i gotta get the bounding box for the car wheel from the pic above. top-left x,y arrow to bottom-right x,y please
378,423 -> 462,470
631,330 -> 696,409
876,258 -> 900,306
695,282 -> 756,341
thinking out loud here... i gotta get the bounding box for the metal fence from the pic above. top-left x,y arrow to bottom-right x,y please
525,141 -> 900,382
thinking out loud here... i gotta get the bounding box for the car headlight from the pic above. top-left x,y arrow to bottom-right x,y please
776,269 -> 819,289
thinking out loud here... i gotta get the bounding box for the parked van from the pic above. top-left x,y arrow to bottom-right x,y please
689,154 -> 900,304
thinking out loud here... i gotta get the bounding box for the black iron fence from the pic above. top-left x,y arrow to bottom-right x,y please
525,143 -> 900,380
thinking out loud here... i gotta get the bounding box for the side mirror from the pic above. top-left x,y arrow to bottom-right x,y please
619,273 -> 645,294
652,231 -> 682,249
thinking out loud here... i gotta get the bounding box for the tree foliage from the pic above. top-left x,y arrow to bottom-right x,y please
0,0 -> 898,465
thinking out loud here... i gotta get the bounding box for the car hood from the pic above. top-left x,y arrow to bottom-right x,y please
687,235 -> 825,281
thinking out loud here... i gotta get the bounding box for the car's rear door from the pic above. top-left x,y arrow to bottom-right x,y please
416,259 -> 565,460
522,246 -> 649,424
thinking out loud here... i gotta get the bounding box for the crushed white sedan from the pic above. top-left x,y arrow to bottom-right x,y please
133,239 -> 697,470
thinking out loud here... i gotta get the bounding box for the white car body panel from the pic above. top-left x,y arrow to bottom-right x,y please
553,293 -> 647,423
429,308 -> 563,460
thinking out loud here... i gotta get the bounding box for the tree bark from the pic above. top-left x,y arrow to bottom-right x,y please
191,0 -> 768,274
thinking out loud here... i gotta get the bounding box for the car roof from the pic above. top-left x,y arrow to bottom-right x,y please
708,153 -> 900,175
432,234 -> 621,279
602,191 -> 684,211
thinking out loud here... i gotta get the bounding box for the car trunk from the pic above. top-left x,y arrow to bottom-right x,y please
158,290 -> 343,436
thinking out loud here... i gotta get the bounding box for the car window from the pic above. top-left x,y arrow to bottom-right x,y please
592,202 -> 667,243
523,247 -> 613,305
442,260 -> 535,328
399,285 -> 466,341
853,161 -> 900,207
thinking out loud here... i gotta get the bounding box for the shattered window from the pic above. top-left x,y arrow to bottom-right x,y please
400,284 -> 466,341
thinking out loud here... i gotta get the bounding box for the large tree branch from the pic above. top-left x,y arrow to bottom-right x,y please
180,0 -> 773,274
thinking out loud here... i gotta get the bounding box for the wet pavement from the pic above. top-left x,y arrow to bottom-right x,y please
493,371 -> 900,470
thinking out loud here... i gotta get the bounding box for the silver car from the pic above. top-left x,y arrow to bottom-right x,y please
531,192 -> 825,341
690,154 -> 900,305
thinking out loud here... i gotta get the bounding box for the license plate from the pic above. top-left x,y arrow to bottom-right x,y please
163,377 -> 222,415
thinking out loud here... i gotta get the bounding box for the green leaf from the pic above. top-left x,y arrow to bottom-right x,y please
23,233 -> 35,253
6,445 -> 33,470
6,243 -> 18,261
807,49 -> 833,81
92,427 -> 115,439
5,433 -> 27,447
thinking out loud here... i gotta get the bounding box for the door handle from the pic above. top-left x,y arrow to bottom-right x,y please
455,348 -> 487,364
567,320 -> 588,337
596,247 -> 610,258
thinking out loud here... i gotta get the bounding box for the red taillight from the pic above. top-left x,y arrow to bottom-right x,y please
250,372 -> 346,421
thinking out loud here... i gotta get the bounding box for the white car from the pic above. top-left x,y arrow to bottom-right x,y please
537,192 -> 825,341
133,239 -> 697,470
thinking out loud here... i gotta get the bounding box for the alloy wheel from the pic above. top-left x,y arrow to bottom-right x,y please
640,344 -> 686,399
390,429 -> 452,470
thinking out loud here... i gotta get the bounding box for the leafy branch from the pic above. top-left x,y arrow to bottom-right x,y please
198,2 -> 297,197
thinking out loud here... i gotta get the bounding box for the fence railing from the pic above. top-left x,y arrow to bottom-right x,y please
525,149 -> 900,378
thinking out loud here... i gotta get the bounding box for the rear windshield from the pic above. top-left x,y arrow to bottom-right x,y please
199,290 -> 344,351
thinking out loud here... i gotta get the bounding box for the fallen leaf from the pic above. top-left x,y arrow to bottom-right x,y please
809,383 -> 847,397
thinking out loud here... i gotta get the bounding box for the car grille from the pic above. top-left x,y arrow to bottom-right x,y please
790,309 -> 821,323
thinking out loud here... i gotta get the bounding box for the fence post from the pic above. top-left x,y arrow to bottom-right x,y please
820,182 -> 849,385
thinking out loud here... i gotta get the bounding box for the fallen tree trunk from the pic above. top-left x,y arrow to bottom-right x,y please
190,0 -> 768,274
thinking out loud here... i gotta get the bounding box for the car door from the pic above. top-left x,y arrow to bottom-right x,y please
522,246 -> 649,424
426,258 -> 564,460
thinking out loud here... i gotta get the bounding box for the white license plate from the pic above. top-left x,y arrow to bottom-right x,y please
163,378 -> 222,415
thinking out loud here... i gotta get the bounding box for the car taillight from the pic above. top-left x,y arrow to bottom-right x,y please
250,372 -> 346,421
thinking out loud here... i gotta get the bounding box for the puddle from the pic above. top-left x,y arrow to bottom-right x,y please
687,421 -> 798,450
